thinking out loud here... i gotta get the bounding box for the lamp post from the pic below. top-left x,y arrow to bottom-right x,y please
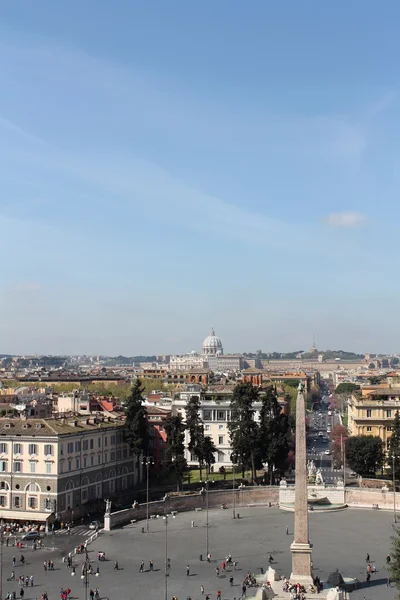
393,454 -> 397,524
232,463 -> 236,519
79,557 -> 91,600
0,526 -> 4,600
202,479 -> 214,558
163,513 -> 175,600
142,456 -> 154,533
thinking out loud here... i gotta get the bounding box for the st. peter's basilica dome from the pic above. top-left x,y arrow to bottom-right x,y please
202,328 -> 223,356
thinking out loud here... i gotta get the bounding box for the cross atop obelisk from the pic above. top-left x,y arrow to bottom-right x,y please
290,382 -> 313,585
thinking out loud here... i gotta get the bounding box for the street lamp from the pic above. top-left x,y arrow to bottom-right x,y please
79,557 -> 91,600
393,454 -> 397,523
201,479 -> 214,558
232,463 -> 236,519
163,513 -> 175,600
142,456 -> 154,533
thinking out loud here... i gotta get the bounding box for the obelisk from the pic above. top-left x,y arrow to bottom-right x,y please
290,382 -> 313,585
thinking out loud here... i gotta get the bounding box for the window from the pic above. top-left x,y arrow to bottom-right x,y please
218,425 -> 224,430
82,488 -> 88,501
203,410 -> 212,421
28,497 -> 38,509
111,435 -> 115,445
98,455 -> 101,465
68,460 -> 72,471
83,440 -> 88,451
204,424 -> 210,431
387,426 -> 393,432
0,443 -> 8,454
367,410 -> 372,418
91,456 -> 94,466
44,444 -> 54,456
98,438 -> 101,448
367,426 -> 372,432
90,439 -> 94,450
104,437 -> 108,447
67,443 -> 73,453
109,479 -> 115,493
60,462 -> 63,474
0,496 -> 6,507
13,443 -> 22,455
45,498 -> 53,510
387,410 -> 392,418
29,461 -> 36,473
217,411 -> 225,421
13,462 -> 21,473
218,436 -> 224,445
45,462 -> 52,474
0,461 -> 7,473
75,458 -> 80,470
110,451 -> 115,461
14,497 -> 20,508
28,444 -> 38,456
104,453 -> 108,463
75,441 -> 81,452
83,457 -> 87,467
60,444 -> 64,456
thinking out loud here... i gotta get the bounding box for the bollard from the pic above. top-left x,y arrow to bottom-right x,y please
199,554 -> 202,561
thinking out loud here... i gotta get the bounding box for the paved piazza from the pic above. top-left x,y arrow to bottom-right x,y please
0,507 -> 397,599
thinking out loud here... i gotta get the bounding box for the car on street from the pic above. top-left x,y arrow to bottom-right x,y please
324,450 -> 332,455
89,520 -> 102,530
22,531 -> 41,541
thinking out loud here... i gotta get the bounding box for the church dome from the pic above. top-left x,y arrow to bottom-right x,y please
202,328 -> 223,356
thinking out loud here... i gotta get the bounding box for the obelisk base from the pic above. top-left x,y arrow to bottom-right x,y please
290,542 -> 314,586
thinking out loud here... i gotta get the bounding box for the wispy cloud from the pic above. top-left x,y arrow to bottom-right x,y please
0,116 -> 47,146
323,212 -> 368,228
11,283 -> 42,293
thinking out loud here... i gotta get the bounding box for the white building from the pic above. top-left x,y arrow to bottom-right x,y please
169,351 -> 208,372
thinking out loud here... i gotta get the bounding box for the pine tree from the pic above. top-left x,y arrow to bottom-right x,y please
390,412 -> 400,480
228,382 -> 259,481
185,395 -> 205,479
201,435 -> 217,477
389,526 -> 400,592
124,379 -> 149,456
258,386 -> 290,484
164,414 -> 188,490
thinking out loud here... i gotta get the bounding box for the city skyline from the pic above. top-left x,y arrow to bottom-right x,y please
1,2 -> 400,354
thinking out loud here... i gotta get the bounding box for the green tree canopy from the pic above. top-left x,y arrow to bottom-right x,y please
123,379 -> 149,456
201,435 -> 217,475
185,395 -> 205,477
335,383 -> 360,395
163,414 -> 187,489
345,436 -> 384,475
228,382 -> 259,481
389,411 -> 400,479
257,386 -> 290,483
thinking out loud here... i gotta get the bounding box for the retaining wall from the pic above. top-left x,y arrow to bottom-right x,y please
105,486 -> 279,530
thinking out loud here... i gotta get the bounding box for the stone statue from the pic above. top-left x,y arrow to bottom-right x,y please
105,499 -> 112,514
279,478 -> 287,487
315,469 -> 324,485
307,460 -> 316,480
297,381 -> 305,393
336,478 -> 344,488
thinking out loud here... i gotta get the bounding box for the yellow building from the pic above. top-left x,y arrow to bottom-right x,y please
348,387 -> 400,451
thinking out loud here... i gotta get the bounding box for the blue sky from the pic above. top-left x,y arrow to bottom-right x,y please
1,1 -> 400,355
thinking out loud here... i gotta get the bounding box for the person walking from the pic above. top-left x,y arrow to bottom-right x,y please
286,526 -> 289,535
200,585 -> 205,595
215,566 -> 220,578
366,553 -> 370,563
217,590 -> 221,600
242,582 -> 247,597
139,560 -> 144,573
89,590 -> 94,600
230,576 -> 234,586
114,561 -> 119,570
187,565 -> 190,576
149,560 -> 154,571
387,576 -> 391,587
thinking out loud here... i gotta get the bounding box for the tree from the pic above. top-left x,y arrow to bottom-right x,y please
228,382 -> 259,481
389,526 -> 400,592
335,383 -> 360,395
201,435 -> 217,476
163,414 -> 188,490
124,379 -> 150,457
345,436 -> 384,475
389,412 -> 400,479
257,386 -> 290,484
185,395 -> 205,479
330,425 -> 348,469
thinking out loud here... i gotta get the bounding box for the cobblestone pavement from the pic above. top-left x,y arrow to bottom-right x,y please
0,507 -> 397,600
